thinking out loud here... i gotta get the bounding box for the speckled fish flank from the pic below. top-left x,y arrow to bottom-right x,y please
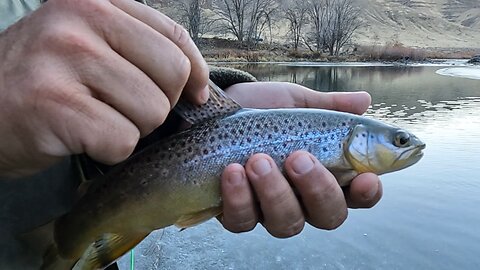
39,81 -> 425,270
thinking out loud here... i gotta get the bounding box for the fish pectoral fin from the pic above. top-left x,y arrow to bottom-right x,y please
73,232 -> 148,270
175,207 -> 223,229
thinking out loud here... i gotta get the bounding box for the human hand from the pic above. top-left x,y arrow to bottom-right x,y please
219,82 -> 382,237
0,0 -> 209,177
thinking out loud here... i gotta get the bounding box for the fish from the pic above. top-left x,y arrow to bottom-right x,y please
34,81 -> 425,269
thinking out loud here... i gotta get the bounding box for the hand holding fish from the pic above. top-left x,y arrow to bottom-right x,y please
0,0 -> 209,177
220,82 -> 382,237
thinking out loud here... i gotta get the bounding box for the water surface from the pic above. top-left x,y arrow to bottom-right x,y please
120,63 -> 480,270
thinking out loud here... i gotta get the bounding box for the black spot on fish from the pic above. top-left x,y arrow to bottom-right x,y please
254,132 -> 259,136
256,123 -> 261,129
247,126 -> 252,131
362,133 -> 366,138
239,129 -> 244,135
225,124 -> 230,129
284,119 -> 289,124
187,147 -> 193,153
342,122 -> 347,126
218,134 -> 223,139
176,152 -> 181,158
218,145 -> 222,150
168,154 -> 173,160
203,149 -> 209,155
370,135 -> 375,139
355,134 -> 359,138
223,133 -> 229,139
322,122 -> 327,128
283,142 -> 288,148
210,137 -> 215,143
308,124 -> 312,129
282,130 -> 287,135
331,134 -> 335,140
338,143 -> 342,149
323,147 -> 328,152
273,126 -> 279,132
247,137 -> 252,143
288,126 -> 294,131
268,134 -> 273,139
298,122 -> 303,127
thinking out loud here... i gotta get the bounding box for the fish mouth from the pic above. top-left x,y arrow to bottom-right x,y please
393,143 -> 426,167
414,144 -> 426,157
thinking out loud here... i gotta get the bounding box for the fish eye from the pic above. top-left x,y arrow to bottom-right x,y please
394,131 -> 411,147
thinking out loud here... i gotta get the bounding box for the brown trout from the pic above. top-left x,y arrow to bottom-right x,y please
38,81 -> 425,269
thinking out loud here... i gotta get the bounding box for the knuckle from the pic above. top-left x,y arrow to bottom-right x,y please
140,99 -> 170,135
112,129 -> 140,161
172,23 -> 192,49
42,25 -> 99,58
226,219 -> 257,233
176,54 -> 192,86
317,209 -> 348,231
263,185 -> 292,206
308,177 -> 340,206
270,219 -> 305,238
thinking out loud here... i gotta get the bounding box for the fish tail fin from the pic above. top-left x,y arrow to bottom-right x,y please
74,232 -> 148,270
41,244 -> 76,270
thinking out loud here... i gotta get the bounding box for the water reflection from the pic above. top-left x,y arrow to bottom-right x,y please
222,63 -> 480,120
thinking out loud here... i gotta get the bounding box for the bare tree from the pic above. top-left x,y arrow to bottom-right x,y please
284,0 -> 309,50
305,0 -> 360,55
164,0 -> 218,44
217,0 -> 248,42
216,0 -> 278,45
331,0 -> 360,55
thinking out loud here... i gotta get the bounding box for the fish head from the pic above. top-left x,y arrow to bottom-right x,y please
345,123 -> 425,175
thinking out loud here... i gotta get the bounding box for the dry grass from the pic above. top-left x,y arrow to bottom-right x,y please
199,38 -> 477,62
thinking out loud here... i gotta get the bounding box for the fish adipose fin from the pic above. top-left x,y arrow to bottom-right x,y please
72,232 -> 148,270
174,80 -> 242,125
175,207 -> 223,229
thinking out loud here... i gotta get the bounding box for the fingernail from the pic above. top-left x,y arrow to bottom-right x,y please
292,154 -> 314,175
228,172 -> 244,186
364,182 -> 379,200
200,85 -> 209,103
252,158 -> 272,176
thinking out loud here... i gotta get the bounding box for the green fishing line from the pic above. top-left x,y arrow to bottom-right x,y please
130,248 -> 135,270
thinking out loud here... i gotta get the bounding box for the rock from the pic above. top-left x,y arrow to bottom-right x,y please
467,55 -> 480,65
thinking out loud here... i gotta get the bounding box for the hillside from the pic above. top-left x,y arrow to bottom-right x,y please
153,0 -> 479,50
353,0 -> 480,48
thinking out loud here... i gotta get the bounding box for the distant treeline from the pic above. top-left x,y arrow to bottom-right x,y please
146,0 -> 361,56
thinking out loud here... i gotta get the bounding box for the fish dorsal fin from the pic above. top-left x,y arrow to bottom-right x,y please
175,207 -> 223,229
174,80 -> 242,125
73,232 -> 148,270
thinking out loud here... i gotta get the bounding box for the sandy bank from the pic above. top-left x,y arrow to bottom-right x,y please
436,67 -> 480,80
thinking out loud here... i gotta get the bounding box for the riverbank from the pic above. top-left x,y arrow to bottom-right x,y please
199,38 -> 479,63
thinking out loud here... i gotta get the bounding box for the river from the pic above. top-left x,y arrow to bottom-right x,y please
119,62 -> 480,270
